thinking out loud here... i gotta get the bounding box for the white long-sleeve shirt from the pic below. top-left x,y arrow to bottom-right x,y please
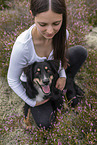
7,24 -> 69,107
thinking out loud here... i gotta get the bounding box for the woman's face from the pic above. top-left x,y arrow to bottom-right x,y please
33,10 -> 63,39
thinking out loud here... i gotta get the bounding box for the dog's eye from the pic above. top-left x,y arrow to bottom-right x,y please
44,66 -> 52,73
34,68 -> 41,75
47,69 -> 50,72
46,69 -> 51,73
35,72 -> 38,75
35,71 -> 40,75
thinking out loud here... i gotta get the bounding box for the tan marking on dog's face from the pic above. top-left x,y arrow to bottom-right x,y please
33,75 -> 53,86
45,66 -> 48,70
37,68 -> 40,72
50,75 -> 53,80
33,78 -> 43,85
49,75 -> 53,84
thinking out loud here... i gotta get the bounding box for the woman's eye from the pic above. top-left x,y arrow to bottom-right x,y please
39,23 -> 46,27
53,22 -> 60,26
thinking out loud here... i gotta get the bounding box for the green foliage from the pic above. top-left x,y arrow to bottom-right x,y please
0,0 -> 10,10
0,0 -> 32,76
85,0 -> 97,26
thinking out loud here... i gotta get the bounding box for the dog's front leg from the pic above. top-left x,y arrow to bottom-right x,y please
24,108 -> 32,129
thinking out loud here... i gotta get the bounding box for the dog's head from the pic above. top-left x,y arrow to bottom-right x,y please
24,60 -> 59,96
33,61 -> 54,95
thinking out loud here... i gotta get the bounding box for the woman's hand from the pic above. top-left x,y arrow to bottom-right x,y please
35,98 -> 50,106
56,77 -> 66,91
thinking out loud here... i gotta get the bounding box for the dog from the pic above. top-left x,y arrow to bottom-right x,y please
23,60 -> 63,128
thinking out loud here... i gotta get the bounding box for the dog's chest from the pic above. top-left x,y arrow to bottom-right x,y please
36,88 -> 45,102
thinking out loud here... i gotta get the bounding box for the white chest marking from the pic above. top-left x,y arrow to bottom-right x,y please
36,87 -> 44,102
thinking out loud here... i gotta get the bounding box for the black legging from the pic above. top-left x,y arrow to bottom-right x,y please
66,45 -> 87,78
23,45 -> 87,129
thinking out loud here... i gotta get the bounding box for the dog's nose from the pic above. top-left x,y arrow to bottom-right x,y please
43,79 -> 49,85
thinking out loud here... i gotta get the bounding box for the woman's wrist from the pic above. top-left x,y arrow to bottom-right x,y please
59,68 -> 66,78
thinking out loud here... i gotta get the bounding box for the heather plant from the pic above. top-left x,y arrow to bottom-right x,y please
0,0 -> 31,76
0,0 -> 10,10
85,0 -> 97,26
0,0 -> 97,144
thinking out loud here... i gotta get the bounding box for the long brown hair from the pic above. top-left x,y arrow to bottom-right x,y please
30,0 -> 67,67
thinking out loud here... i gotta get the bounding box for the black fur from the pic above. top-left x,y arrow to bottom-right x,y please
65,77 -> 85,107
23,60 -> 63,119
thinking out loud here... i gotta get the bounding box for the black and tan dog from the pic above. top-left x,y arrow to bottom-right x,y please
23,60 -> 63,128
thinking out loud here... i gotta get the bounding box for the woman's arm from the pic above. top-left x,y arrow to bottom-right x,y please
7,41 -> 36,107
56,68 -> 66,90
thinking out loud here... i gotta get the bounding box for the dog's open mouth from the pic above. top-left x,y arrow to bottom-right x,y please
36,81 -> 50,95
41,85 -> 50,94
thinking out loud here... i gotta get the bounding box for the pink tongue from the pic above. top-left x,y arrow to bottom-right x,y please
42,85 -> 50,94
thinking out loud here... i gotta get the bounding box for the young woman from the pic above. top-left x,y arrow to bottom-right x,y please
7,0 -> 87,129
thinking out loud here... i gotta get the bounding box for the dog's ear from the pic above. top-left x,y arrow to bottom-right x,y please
23,62 -> 36,81
47,60 -> 60,73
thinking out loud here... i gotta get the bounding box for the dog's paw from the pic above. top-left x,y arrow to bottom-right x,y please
51,87 -> 63,100
24,118 -> 32,128
26,125 -> 32,130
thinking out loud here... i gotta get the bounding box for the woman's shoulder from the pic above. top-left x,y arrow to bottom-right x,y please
12,24 -> 35,55
16,24 -> 35,44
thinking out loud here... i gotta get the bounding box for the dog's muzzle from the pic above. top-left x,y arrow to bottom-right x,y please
34,78 -> 51,95
43,79 -> 49,85
41,79 -> 50,94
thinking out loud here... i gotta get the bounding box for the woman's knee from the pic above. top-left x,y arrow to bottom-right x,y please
68,45 -> 88,64
66,45 -> 88,77
77,45 -> 88,60
31,101 -> 56,129
36,111 -> 56,129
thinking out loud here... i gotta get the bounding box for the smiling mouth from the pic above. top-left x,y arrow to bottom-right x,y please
36,81 -> 51,95
46,34 -> 54,37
